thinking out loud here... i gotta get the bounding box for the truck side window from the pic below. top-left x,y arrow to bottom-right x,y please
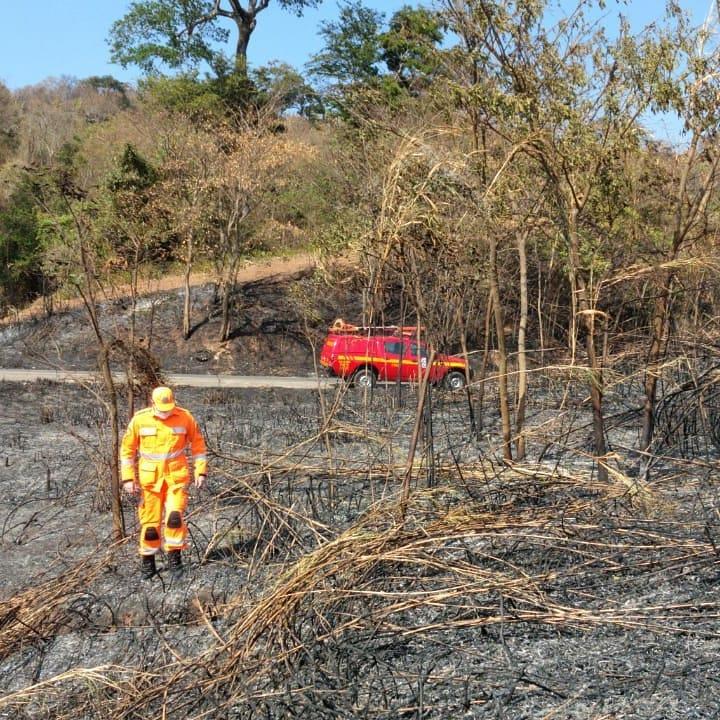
409,343 -> 428,359
384,341 -> 404,355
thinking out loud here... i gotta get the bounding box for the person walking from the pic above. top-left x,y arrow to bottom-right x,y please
120,386 -> 207,579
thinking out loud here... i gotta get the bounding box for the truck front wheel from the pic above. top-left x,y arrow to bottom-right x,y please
444,371 -> 466,391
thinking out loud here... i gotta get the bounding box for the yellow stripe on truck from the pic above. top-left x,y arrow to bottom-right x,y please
337,355 -> 457,368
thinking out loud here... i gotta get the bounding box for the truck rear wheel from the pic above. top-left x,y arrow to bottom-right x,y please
351,367 -> 377,389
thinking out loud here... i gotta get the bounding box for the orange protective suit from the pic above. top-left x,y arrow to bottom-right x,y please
120,405 -> 207,555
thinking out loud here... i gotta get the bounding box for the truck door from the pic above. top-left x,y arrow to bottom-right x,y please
405,341 -> 438,383
399,340 -> 420,382
382,340 -> 404,381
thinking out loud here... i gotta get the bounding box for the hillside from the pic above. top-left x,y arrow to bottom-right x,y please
0,253 -> 362,377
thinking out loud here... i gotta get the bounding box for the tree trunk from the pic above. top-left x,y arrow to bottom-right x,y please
233,18 -> 252,77
515,228 -> 529,460
489,235 -> 512,461
534,237 -> 545,364
98,344 -> 125,541
476,290 -> 494,432
565,205 -> 607,482
182,234 -> 194,340
584,311 -> 607,482
219,275 -> 231,342
457,309 -> 476,436
76,238 -> 125,541
401,350 -> 436,523
640,278 -> 671,452
127,246 -> 140,416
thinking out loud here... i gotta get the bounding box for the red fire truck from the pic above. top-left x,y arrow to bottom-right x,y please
319,319 -> 470,389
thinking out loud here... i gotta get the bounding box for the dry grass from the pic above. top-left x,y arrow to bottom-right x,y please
1,454 -> 717,719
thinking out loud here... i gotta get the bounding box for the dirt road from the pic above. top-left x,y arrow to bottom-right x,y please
0,251 -> 320,326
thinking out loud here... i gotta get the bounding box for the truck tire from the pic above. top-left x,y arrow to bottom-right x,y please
351,367 -> 377,389
444,371 -> 466,391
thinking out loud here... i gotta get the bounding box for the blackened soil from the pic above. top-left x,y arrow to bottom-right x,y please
0,272 -> 719,719
0,265 -> 364,377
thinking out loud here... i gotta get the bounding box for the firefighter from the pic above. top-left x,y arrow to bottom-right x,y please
120,386 -> 207,580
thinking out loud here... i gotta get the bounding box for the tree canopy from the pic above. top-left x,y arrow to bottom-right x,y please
109,0 -> 323,78
307,2 -> 444,113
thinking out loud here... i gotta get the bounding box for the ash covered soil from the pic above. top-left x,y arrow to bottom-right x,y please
0,269 -> 720,719
0,260 -> 357,377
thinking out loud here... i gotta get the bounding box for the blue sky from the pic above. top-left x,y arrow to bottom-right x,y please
0,0 -> 412,89
0,0 -> 713,126
0,1 -> 713,91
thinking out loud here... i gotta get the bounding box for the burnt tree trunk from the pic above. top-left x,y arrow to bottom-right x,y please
565,204 -> 608,483
488,234 -> 512,461
76,234 -> 125,540
515,227 -> 529,460
476,290 -> 493,433
182,233 -> 194,340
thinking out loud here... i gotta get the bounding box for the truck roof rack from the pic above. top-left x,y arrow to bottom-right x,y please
329,318 -> 422,336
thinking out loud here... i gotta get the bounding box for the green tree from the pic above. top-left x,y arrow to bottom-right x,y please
139,73 -> 230,117
82,75 -> 132,109
104,143 -> 162,414
138,63 -> 300,118
307,3 -> 443,113
0,176 -> 44,311
308,1 -> 385,85
0,81 -> 19,165
109,0 -> 322,80
251,62 -> 323,117
380,6 -> 443,90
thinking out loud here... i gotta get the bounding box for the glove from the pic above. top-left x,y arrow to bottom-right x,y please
122,480 -> 137,494
194,474 -> 207,489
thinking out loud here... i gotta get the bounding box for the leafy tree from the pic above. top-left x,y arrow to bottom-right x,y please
103,143 -> 162,413
433,0 -> 662,474
35,172 -> 126,540
109,0 -> 322,79
15,77 -> 131,167
625,6 -> 720,456
139,73 -> 230,117
251,62 -> 323,117
307,2 -> 443,113
107,144 -> 158,195
308,1 -> 384,85
151,119 -> 218,338
380,6 -> 443,90
203,122 -> 314,341
0,176 -> 44,311
0,81 -> 19,165
81,75 -> 132,110
139,64 -> 268,117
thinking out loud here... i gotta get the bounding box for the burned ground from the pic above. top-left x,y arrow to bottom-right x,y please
0,275 -> 720,719
0,260 -> 362,378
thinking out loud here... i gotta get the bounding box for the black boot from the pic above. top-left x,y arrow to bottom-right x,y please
167,549 -> 183,579
140,553 -> 156,580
